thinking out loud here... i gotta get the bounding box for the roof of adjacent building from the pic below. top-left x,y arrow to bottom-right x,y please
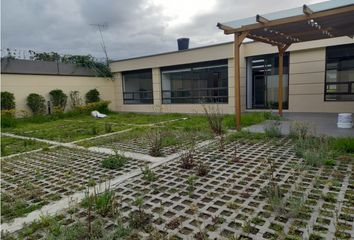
1,58 -> 98,76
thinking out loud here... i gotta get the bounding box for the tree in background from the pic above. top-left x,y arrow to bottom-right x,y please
49,89 -> 68,112
85,89 -> 100,103
27,93 -> 46,115
1,91 -> 15,110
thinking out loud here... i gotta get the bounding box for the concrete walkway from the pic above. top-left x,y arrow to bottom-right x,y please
244,112 -> 354,137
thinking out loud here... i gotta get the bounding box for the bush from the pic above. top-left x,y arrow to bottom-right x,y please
1,92 -> 15,110
72,100 -> 110,114
264,121 -> 282,138
49,89 -> 67,112
85,89 -> 100,103
27,93 -> 46,115
1,110 -> 17,128
329,137 -> 354,154
101,154 -> 127,169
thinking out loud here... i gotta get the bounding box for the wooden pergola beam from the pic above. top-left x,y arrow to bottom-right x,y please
256,14 -> 269,24
234,31 -> 248,131
303,4 -> 314,16
222,5 -> 354,34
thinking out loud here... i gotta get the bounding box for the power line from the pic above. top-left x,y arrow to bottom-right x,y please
90,23 -> 109,66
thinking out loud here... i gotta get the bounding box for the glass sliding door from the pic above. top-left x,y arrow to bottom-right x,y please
246,53 -> 289,109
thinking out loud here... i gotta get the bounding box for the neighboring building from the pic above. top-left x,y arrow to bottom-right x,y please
110,37 -> 354,114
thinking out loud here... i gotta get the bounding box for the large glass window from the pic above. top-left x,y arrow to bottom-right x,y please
122,69 -> 153,104
161,60 -> 228,104
246,53 -> 289,109
325,44 -> 354,101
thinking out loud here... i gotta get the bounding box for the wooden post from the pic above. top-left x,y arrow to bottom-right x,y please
277,44 -> 290,116
278,48 -> 284,116
233,32 -> 248,131
234,34 -> 241,130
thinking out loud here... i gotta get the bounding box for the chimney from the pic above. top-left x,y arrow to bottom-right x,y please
177,38 -> 189,51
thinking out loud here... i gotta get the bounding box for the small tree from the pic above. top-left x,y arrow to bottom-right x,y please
69,90 -> 82,109
49,89 -> 67,111
85,89 -> 100,103
27,93 -> 46,115
1,91 -> 15,110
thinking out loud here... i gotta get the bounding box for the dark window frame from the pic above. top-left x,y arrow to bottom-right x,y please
160,59 -> 229,104
324,44 -> 354,102
122,68 -> 154,105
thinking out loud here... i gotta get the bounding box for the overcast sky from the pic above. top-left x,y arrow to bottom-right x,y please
1,0 -> 325,60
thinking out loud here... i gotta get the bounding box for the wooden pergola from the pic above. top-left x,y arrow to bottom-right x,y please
217,0 -> 354,130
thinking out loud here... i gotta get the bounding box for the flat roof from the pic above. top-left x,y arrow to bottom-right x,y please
110,41 -> 235,63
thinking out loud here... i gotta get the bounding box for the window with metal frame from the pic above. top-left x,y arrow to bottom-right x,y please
122,69 -> 153,104
325,44 -> 354,101
161,60 -> 228,104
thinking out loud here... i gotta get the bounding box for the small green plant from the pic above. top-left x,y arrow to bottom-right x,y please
187,175 -> 197,196
129,196 -> 151,229
81,189 -> 117,217
101,153 -> 126,169
49,89 -> 68,112
27,93 -> 46,115
264,121 -> 282,138
104,122 -> 113,133
85,89 -> 100,103
1,91 -> 15,110
289,121 -> 312,140
141,165 -> 158,182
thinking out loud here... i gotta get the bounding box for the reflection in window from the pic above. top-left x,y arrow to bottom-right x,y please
122,69 -> 153,104
325,44 -> 354,101
161,60 -> 228,104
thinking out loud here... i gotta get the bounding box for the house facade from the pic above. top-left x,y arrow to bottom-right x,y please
110,37 -> 354,114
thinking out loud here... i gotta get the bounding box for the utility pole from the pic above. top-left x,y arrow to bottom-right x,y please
90,23 -> 109,66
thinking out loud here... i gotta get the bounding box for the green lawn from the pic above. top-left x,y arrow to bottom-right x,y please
1,136 -> 50,156
2,111 -> 275,143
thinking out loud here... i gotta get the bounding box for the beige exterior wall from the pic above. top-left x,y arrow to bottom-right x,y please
1,74 -> 118,114
110,37 -> 354,114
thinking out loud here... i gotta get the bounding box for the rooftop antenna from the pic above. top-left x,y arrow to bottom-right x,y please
90,23 -> 109,65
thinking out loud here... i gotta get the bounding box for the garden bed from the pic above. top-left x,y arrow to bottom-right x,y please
1,147 -> 147,222
4,138 -> 352,239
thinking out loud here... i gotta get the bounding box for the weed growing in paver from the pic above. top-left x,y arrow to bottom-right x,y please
82,189 -> 118,217
141,165 -> 158,182
195,161 -> 210,177
101,151 -> 127,169
129,196 -> 151,229
264,121 -> 282,138
187,175 -> 197,196
180,149 -> 195,169
147,128 -> 163,157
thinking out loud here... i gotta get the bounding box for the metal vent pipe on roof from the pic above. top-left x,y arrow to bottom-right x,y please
177,38 -> 189,50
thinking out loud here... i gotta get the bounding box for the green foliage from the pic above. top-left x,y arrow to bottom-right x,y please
85,89 -> 100,104
329,137 -> 354,154
49,89 -> 67,111
264,121 -> 282,138
27,93 -> 46,115
147,129 -> 163,157
28,51 -> 113,78
1,111 -> 17,128
104,122 -> 112,133
203,105 -> 224,135
1,91 -> 15,110
141,165 -> 158,182
81,190 -> 116,217
72,100 -> 110,114
196,162 -> 210,177
101,153 -> 127,169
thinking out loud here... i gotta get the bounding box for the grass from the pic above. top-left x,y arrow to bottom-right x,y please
1,136 -> 49,156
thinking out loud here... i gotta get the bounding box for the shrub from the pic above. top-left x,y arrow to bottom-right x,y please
147,129 -> 163,157
27,93 -> 46,115
1,110 -> 17,128
49,89 -> 67,112
329,137 -> 354,154
72,100 -> 110,114
196,162 -> 210,177
69,91 -> 82,109
202,105 -> 224,135
141,165 -> 158,182
264,121 -> 282,138
1,92 -> 15,110
85,89 -> 100,103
